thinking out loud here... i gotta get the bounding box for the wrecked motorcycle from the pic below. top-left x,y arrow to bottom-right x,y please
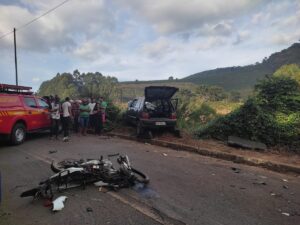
20,154 -> 149,199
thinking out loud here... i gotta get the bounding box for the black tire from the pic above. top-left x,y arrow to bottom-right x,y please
10,123 -> 26,145
132,168 -> 150,184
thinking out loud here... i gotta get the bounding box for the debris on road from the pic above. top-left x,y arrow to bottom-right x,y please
20,154 -> 150,208
253,181 -> 267,185
282,212 -> 290,216
86,207 -> 93,212
162,153 -> 168,157
283,185 -> 289,189
52,196 -> 67,211
94,181 -> 110,187
48,150 -> 57,154
231,167 -> 241,173
282,179 -> 288,182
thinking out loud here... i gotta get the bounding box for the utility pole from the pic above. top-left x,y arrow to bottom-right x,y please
14,28 -> 18,86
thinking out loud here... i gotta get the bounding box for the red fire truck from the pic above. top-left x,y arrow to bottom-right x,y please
0,84 -> 51,145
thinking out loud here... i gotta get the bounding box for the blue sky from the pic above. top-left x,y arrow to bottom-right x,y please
0,0 -> 300,91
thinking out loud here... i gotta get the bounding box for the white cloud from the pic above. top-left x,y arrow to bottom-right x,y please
116,0 -> 262,35
73,40 -> 114,60
0,0 -> 116,52
32,77 -> 40,83
141,38 -> 175,59
233,30 -> 250,45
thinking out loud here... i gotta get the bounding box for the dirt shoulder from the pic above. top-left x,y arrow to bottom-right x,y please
112,126 -> 300,173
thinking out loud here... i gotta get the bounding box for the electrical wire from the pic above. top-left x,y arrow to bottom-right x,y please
0,0 -> 71,40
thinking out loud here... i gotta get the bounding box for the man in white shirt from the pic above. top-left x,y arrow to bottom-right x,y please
50,96 -> 60,139
88,98 -> 96,131
61,97 -> 72,141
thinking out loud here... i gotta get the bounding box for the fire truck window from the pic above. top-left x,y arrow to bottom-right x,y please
24,97 -> 37,108
37,98 -> 49,109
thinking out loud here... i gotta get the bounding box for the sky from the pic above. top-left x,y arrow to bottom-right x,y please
0,0 -> 300,91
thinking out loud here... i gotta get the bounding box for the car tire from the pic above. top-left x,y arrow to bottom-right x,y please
11,123 -> 26,145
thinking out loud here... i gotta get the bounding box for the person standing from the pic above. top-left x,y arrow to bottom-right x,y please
88,98 -> 96,131
61,97 -> 72,142
79,99 -> 91,136
94,101 -> 103,135
72,100 -> 81,134
100,97 -> 107,124
50,96 -> 60,140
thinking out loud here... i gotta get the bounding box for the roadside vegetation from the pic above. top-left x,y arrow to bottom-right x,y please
38,64 -> 300,152
196,64 -> 300,152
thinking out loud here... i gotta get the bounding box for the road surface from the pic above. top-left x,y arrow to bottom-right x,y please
0,134 -> 299,225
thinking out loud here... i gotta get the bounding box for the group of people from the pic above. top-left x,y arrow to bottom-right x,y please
47,95 -> 107,142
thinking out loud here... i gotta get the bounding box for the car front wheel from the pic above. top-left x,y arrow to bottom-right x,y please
11,123 -> 26,145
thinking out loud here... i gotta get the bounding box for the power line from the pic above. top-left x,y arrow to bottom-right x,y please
0,0 -> 71,40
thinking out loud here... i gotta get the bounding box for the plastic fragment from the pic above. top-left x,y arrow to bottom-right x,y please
52,196 -> 67,211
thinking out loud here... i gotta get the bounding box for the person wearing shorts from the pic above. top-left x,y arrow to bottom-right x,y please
79,99 -> 90,136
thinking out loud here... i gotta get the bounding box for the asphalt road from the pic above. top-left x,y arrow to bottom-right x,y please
0,134 -> 299,225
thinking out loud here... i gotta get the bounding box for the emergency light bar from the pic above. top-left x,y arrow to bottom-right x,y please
0,84 -> 33,95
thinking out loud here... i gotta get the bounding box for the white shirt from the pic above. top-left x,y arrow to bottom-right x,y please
51,102 -> 60,120
88,103 -> 96,115
62,101 -> 71,117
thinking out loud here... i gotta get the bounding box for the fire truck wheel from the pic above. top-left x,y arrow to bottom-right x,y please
11,123 -> 26,145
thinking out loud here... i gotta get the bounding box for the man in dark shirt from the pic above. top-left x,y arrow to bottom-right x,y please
72,100 -> 81,133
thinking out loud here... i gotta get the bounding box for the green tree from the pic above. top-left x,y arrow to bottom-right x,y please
274,64 -> 300,84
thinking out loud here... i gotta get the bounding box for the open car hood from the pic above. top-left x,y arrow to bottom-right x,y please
145,86 -> 178,101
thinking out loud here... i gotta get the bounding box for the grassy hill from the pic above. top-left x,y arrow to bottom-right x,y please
118,81 -> 198,102
182,43 -> 300,90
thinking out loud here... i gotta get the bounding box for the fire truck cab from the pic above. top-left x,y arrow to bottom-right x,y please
0,84 -> 51,145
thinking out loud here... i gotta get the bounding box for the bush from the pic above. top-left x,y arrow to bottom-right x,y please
196,76 -> 300,151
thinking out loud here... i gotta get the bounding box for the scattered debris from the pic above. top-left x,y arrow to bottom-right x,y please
258,175 -> 267,179
282,212 -> 290,217
228,136 -> 267,151
231,167 -> 241,173
282,179 -> 288,182
52,196 -> 67,211
162,153 -> 168,157
239,187 -> 246,190
98,187 -> 109,193
211,173 -> 216,176
145,142 -> 151,145
283,185 -> 288,189
86,207 -> 93,212
253,181 -> 267,185
94,181 -> 110,187
270,192 -> 276,196
48,150 -> 57,154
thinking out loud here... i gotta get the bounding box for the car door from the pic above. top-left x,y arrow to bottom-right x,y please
36,98 -> 51,128
23,96 -> 42,130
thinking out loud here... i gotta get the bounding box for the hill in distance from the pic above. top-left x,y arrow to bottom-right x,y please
123,43 -> 300,91
182,43 -> 300,90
